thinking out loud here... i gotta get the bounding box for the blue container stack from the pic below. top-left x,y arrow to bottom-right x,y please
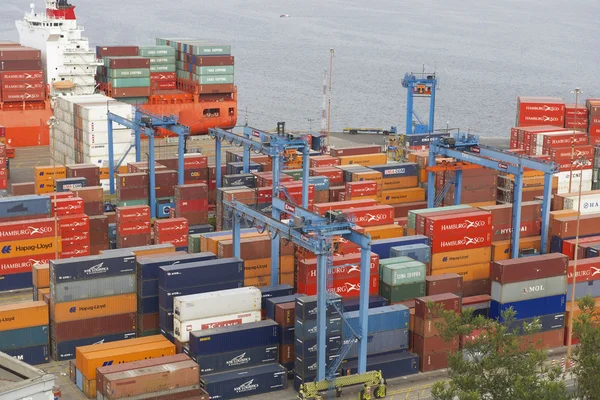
136,251 -> 217,336
264,290 -> 303,375
390,243 -> 432,264
370,235 -> 429,261
294,295 -> 343,391
340,304 -> 418,378
157,257 -> 244,341
189,320 -> 288,399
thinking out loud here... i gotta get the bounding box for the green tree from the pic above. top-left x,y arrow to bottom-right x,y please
571,294 -> 600,399
428,304 -> 569,400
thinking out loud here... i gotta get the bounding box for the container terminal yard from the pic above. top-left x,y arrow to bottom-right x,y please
0,1 -> 598,400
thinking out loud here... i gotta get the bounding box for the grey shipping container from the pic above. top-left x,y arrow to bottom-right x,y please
50,253 -> 136,283
569,280 -> 600,299
51,274 -> 135,303
0,195 -> 51,218
200,363 -> 287,400
506,312 -> 565,335
344,329 -> 409,359
193,344 -> 279,374
295,294 -> 342,321
491,275 -> 567,303
390,244 -> 431,264
0,325 -> 48,352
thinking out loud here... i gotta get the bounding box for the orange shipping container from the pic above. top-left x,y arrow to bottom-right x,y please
430,262 -> 491,282
380,188 -> 426,205
34,166 -> 66,182
351,171 -> 383,185
467,201 -> 496,208
430,247 -> 491,269
338,153 -> 388,167
37,287 -> 50,301
0,237 -> 61,260
362,224 -> 404,241
418,169 -> 428,183
243,256 -> 294,278
204,231 -> 266,254
245,272 -> 294,288
76,335 -> 167,371
51,293 -> 136,323
80,341 -> 176,380
491,236 -> 541,261
0,301 -> 48,331
32,263 -> 50,288
381,176 -> 418,190
565,298 -> 600,328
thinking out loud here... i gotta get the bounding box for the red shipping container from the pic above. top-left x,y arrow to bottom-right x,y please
155,233 -> 187,246
425,211 -> 492,238
117,221 -> 151,234
58,214 -> 90,233
60,247 -> 91,259
415,293 -> 461,319
183,155 -> 208,169
1,80 -> 45,92
336,205 -> 395,227
0,253 -> 52,275
565,106 -> 588,118
562,235 -> 600,259
0,70 -> 44,81
431,231 -> 491,253
2,91 -> 45,102
155,81 -> 176,90
297,254 -> 379,283
155,219 -> 188,234
345,181 -> 378,197
567,257 -> 600,284
309,168 -> 344,185
543,132 -> 588,148
310,156 -> 340,168
313,199 -> 379,216
176,199 -> 208,213
549,145 -> 594,161
52,198 -> 84,216
297,274 -> 379,298
0,218 -> 56,241
492,220 -> 541,241
116,205 -> 150,221
150,72 -> 176,81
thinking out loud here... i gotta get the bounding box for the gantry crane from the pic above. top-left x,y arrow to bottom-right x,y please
401,71 -> 437,135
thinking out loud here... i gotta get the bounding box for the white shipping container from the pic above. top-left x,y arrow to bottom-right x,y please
79,103 -> 133,121
558,181 -> 592,194
88,153 -> 137,168
85,143 -> 132,157
555,169 -> 593,185
491,275 -> 567,304
84,130 -> 133,145
174,286 -> 261,322
565,194 -> 600,214
173,310 -> 261,343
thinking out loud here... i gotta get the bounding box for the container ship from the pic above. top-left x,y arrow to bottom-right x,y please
0,0 -> 236,148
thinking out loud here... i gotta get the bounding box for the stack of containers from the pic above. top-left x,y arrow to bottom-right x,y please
0,301 -> 49,365
565,257 -> 600,345
425,208 -> 493,297
341,305 -> 417,378
173,287 -> 261,345
589,99 -> 600,139
70,186 -> 104,216
34,165 -> 66,194
294,295 -> 342,390
49,254 -> 137,361
58,213 -> 90,259
158,258 -> 244,340
216,187 -> 255,231
32,263 -> 50,301
413,294 -> 461,372
101,56 -> 151,103
116,205 -> 151,248
271,297 -> 297,374
0,144 -> 6,194
138,46 -> 177,91
188,321 -> 288,399
379,258 -> 427,304
158,154 -> 209,185
490,254 -> 568,349
75,335 -> 175,398
95,354 -> 206,400
136,251 -> 217,336
309,176 -> 330,204
154,217 -> 189,250
515,97 -> 566,128
174,184 -> 209,225
441,168 -> 498,207
116,172 -> 148,206
66,164 -> 100,186
0,46 -> 45,103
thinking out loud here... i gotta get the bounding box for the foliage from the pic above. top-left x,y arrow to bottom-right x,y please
571,294 -> 600,399
428,303 -> 569,400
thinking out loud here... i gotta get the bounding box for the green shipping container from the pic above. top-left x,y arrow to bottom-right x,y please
284,170 -> 303,180
188,234 -> 201,253
107,68 -> 150,78
407,205 -> 471,230
195,74 -> 234,85
117,199 -> 149,207
380,281 -> 426,303
108,77 -> 151,88
190,44 -> 231,56
381,261 -> 426,286
197,66 -> 234,76
139,46 -> 176,57
149,56 -> 176,65
150,65 -> 176,73
378,256 -> 413,280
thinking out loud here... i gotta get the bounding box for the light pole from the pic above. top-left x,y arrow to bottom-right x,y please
566,155 -> 591,370
46,116 -> 60,260
307,118 -> 314,132
327,48 -> 334,148
568,88 -> 583,193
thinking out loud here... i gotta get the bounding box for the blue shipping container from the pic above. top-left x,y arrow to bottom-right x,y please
390,243 -> 432,263
507,312 -> 565,335
294,335 -> 342,358
371,236 -> 429,260
137,296 -> 158,314
295,316 -> 342,340
260,284 -> 295,309
223,174 -> 256,188
50,254 -> 136,283
188,224 -> 215,235
159,307 -> 174,332
52,331 -> 136,361
193,344 -> 279,374
189,320 -> 279,356
158,258 -> 244,291
342,305 -> 410,338
200,363 -> 287,399
108,223 -> 117,241
308,176 -> 330,191
159,280 -> 243,311
138,279 -> 159,298
295,353 -> 339,378
138,252 -> 216,281
226,161 -> 263,175
0,272 -> 32,291
342,295 -> 388,312
4,344 -> 49,365
369,162 -> 418,178
76,368 -> 83,391
569,280 -> 600,299
490,294 -> 567,322
265,294 -> 305,320
344,329 -> 409,359
0,325 -> 48,352
342,351 -> 419,378
281,326 -> 295,345
0,195 -> 51,218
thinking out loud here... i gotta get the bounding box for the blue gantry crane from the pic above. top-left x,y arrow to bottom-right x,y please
427,134 -> 559,258
401,71 -> 437,135
209,126 -> 381,397
106,109 -> 190,218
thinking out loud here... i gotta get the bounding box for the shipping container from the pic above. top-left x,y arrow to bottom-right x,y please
174,286 -> 260,322
506,312 -> 565,335
344,329 -> 410,358
341,295 -> 388,312
193,344 -> 278,374
53,331 -> 136,361
491,275 -> 567,303
295,316 -> 342,340
0,301 -> 48,331
50,253 -> 136,283
51,293 -> 136,323
490,294 -> 567,321
341,351 -> 419,378
381,261 -> 426,286
491,254 -> 568,284
413,333 -> 460,355
260,284 -> 295,310
380,281 -> 426,303
200,363 -> 287,399
0,325 -> 48,351
415,294 -> 461,319
52,312 -> 136,342
51,274 -> 135,303
174,310 -> 261,343
295,295 -> 341,321
294,335 -> 342,358
188,320 -> 279,356
4,344 -> 49,365
389,243 -> 431,264
342,305 -> 410,338
158,257 -> 244,291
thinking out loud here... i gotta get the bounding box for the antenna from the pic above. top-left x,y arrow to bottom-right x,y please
327,48 -> 334,148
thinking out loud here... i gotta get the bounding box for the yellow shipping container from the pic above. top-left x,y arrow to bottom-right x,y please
80,341 -> 175,379
0,237 -> 61,260
346,195 -> 379,202
431,247 -> 491,270
380,188 -> 425,204
34,166 -> 66,180
491,236 -> 541,261
51,293 -> 136,323
351,171 -> 383,184
363,224 -> 404,240
0,301 -> 48,331
34,185 -> 54,195
338,153 -> 387,167
244,255 -> 294,278
430,262 -> 491,282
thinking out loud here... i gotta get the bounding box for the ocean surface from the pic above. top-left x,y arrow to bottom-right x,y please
1,0 -> 599,136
